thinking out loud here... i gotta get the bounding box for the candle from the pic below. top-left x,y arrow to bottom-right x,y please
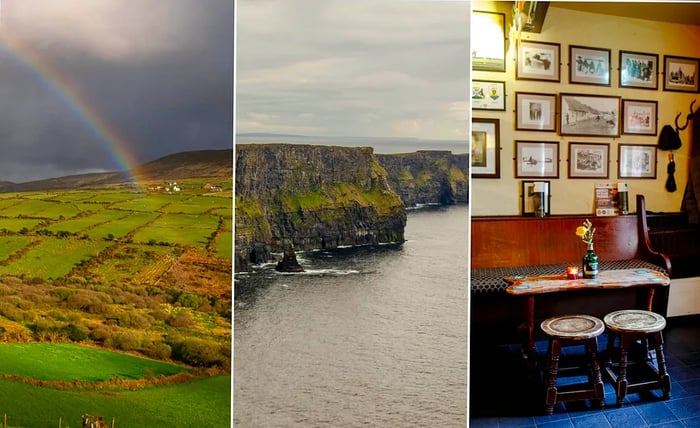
566,266 -> 579,279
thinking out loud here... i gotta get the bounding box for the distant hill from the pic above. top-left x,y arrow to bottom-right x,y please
0,149 -> 233,193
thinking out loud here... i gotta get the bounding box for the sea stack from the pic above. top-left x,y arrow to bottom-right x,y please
275,245 -> 305,272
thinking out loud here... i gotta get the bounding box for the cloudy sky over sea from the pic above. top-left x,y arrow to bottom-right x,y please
0,0 -> 233,183
236,0 -> 470,154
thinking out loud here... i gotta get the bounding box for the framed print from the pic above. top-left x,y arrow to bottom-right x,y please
622,99 -> 658,136
515,140 -> 559,178
619,50 -> 659,90
663,55 -> 700,92
570,45 -> 611,86
619,144 -> 657,179
471,118 -> 500,178
568,142 -> 610,179
472,11 -> 506,72
516,40 -> 560,82
515,92 -> 556,131
521,180 -> 550,216
560,93 -> 620,137
472,80 -> 506,111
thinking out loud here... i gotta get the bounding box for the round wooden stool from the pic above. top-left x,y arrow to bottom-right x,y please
540,314 -> 605,415
604,309 -> 670,406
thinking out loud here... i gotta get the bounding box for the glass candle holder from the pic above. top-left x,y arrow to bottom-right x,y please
566,266 -> 579,279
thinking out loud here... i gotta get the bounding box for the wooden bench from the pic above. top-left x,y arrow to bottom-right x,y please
470,195 -> 671,345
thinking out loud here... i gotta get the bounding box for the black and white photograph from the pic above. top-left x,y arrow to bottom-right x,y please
516,40 -> 561,81
622,99 -> 658,135
472,118 -> 501,178
515,141 -> 559,178
619,144 -> 658,178
664,55 -> 700,92
568,142 -> 610,178
620,50 -> 659,89
560,93 -> 620,137
515,92 -> 556,131
570,45 -> 611,86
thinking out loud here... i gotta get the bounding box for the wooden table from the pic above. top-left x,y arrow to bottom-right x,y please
504,269 -> 670,359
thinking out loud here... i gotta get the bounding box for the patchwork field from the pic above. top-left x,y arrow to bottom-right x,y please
0,177 -> 232,425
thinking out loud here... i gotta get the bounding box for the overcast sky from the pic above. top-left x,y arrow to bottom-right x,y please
0,0 -> 233,183
236,0 -> 469,154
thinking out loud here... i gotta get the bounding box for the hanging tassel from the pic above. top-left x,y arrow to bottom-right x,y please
666,153 -> 677,192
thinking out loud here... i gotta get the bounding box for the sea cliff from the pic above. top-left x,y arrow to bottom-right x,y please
235,144 -> 406,272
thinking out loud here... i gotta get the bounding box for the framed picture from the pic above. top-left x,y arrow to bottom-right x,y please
521,180 -> 550,216
560,93 -> 620,137
663,55 -> 700,92
619,144 -> 657,179
472,11 -> 506,72
471,118 -> 500,178
515,140 -> 559,178
569,45 -> 611,86
472,80 -> 506,111
619,50 -> 659,90
516,40 -> 560,82
515,92 -> 556,131
568,142 -> 610,179
622,99 -> 658,136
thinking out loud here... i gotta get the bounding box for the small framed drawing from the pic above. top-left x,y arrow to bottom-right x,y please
471,118 -> 500,178
515,92 -> 556,132
569,45 -> 611,86
619,144 -> 657,179
568,142 -> 610,179
472,11 -> 506,72
472,80 -> 506,111
515,140 -> 559,178
622,99 -> 657,136
516,40 -> 560,82
560,93 -> 620,137
663,55 -> 700,92
619,50 -> 659,90
521,180 -> 550,216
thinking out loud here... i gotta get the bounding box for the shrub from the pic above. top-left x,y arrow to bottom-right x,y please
109,331 -> 142,351
89,325 -> 117,343
143,341 -> 172,360
175,292 -> 202,309
64,323 -> 89,341
168,337 -> 227,367
166,311 -> 193,328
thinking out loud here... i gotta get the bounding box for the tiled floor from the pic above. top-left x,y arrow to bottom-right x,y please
469,315 -> 700,427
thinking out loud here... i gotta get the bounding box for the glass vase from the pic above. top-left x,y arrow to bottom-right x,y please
582,242 -> 599,279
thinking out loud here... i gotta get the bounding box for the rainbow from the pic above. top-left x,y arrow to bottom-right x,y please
0,29 -> 142,186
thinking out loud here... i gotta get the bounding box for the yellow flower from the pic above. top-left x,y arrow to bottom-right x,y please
576,219 -> 596,245
575,226 -> 586,237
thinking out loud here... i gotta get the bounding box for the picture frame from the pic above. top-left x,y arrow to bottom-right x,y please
515,92 -> 556,131
618,144 -> 657,179
622,99 -> 658,136
472,80 -> 506,111
472,11 -> 506,72
516,40 -> 561,82
521,180 -> 551,216
663,55 -> 700,92
568,142 -> 610,179
619,50 -> 659,90
570,45 -> 611,86
471,118 -> 500,178
560,93 -> 620,137
515,140 -> 559,178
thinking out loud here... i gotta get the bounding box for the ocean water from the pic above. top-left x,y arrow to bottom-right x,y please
233,204 -> 468,426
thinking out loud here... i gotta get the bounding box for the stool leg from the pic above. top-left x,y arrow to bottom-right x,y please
616,337 -> 630,406
544,339 -> 560,415
654,333 -> 671,400
587,338 -> 605,408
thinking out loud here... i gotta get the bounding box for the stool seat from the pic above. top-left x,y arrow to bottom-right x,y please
604,310 -> 665,334
540,314 -> 605,415
541,314 -> 605,339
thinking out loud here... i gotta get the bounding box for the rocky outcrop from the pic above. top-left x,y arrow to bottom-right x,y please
235,144 -> 406,272
376,151 -> 469,207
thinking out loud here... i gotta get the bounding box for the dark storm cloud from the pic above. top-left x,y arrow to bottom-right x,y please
236,0 -> 469,145
0,0 -> 233,183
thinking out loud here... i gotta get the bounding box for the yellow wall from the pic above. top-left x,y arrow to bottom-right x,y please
472,2 -> 700,215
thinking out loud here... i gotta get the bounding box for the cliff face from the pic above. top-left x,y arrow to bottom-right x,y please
235,144 -> 406,272
377,151 -> 469,207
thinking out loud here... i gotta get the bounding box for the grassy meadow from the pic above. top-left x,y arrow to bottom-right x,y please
0,178 -> 232,425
